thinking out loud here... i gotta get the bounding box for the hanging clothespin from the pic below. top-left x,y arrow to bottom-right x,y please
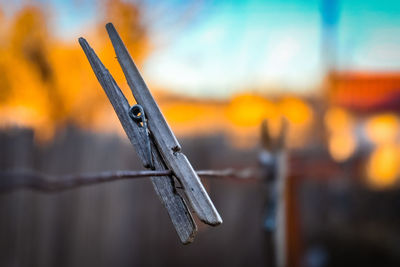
79,23 -> 222,244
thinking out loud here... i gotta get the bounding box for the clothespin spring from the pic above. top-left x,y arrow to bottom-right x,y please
129,104 -> 154,170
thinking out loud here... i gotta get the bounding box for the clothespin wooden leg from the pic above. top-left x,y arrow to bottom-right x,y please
79,38 -> 197,244
105,23 -> 222,226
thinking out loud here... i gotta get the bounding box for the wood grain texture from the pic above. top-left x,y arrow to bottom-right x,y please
79,38 -> 196,244
105,23 -> 222,226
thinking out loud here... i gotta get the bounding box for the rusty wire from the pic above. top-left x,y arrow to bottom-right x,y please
0,168 -> 260,194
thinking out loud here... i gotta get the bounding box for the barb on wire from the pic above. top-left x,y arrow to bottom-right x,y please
0,168 -> 259,194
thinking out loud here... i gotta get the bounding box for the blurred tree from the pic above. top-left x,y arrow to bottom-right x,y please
11,7 -> 52,82
7,6 -> 65,126
103,0 -> 150,65
0,0 -> 202,140
0,6 -> 10,104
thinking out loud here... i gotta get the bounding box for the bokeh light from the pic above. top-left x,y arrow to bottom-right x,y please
366,144 -> 400,189
324,107 -> 357,161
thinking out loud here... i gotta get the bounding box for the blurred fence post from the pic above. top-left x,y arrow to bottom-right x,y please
0,128 -> 35,266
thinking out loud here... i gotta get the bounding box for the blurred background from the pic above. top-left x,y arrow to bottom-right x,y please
0,0 -> 400,266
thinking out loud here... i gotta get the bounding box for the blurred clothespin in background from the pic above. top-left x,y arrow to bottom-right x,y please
259,118 -> 288,267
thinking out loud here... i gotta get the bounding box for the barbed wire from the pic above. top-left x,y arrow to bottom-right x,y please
0,168 -> 260,194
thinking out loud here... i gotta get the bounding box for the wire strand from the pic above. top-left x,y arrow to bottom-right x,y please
0,168 -> 260,193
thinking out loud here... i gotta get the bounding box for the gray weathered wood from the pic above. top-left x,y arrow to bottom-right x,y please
105,23 -> 222,226
79,38 -> 196,244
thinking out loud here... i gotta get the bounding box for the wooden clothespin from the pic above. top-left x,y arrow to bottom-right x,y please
78,23 -> 222,244
260,119 -> 288,267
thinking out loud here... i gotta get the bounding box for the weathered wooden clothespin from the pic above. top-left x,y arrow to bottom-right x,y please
78,23 -> 222,244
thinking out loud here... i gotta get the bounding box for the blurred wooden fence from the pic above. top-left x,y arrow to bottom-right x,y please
2,126 -> 400,267
0,127 -> 269,267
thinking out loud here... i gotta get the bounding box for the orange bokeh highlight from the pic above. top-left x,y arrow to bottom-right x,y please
365,113 -> 399,145
226,94 -> 278,127
366,144 -> 400,189
328,131 -> 357,162
324,107 -> 357,162
279,97 -> 313,126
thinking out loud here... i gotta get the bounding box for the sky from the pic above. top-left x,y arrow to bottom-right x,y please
142,0 -> 400,97
3,0 -> 400,98
146,0 -> 324,97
